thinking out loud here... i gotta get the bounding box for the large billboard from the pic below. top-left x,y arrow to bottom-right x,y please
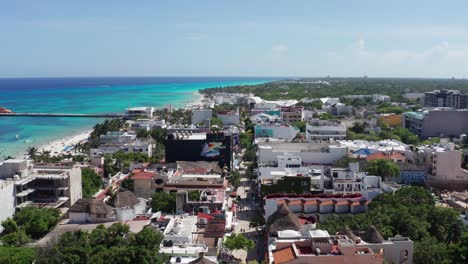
200,142 -> 223,158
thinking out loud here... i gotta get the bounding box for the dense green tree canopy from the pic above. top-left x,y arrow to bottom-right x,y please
151,192 -> 176,213
223,233 -> 254,252
36,223 -> 166,264
319,187 -> 465,264
366,159 -> 400,179
82,168 -> 103,198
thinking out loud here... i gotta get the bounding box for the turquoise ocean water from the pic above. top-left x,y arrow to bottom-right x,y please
0,77 -> 273,158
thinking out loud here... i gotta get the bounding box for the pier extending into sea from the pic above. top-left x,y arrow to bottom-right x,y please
0,113 -> 123,118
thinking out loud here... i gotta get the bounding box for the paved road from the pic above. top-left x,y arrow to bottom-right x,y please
231,163 -> 265,263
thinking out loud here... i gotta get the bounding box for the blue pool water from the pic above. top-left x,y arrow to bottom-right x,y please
0,77 -> 273,157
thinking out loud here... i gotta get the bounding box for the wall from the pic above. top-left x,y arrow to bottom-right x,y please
68,166 -> 83,207
0,181 -> 15,233
134,179 -> 153,199
421,111 -> 468,138
258,145 -> 346,165
191,110 -> 212,125
217,113 -> 240,126
69,212 -> 89,224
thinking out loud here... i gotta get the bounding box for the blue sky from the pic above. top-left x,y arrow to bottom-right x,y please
1,0 -> 468,78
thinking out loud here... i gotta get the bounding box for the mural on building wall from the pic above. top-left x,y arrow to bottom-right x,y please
200,142 -> 223,158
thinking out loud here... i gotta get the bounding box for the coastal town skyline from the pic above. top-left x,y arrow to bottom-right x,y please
2,0 -> 468,78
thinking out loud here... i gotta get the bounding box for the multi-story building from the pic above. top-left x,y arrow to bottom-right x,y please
90,139 -> 154,159
413,141 -> 468,189
424,89 -> 468,109
191,109 -> 213,125
255,124 -> 301,141
165,131 -> 233,170
306,124 -> 347,141
280,106 -> 304,123
403,108 -> 468,138
125,107 -> 155,118
323,103 -> 354,116
99,131 -> 137,144
0,159 -> 82,231
216,109 -> 240,126
257,142 -> 347,166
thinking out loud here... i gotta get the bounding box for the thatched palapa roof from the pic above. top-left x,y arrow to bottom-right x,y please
69,198 -> 114,214
267,204 -> 301,233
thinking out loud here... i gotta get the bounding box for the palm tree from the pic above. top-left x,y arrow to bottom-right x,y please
447,222 -> 462,244
26,147 -> 38,160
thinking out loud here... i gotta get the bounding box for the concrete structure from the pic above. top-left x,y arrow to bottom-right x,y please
0,160 -> 82,226
90,139 -> 154,158
0,179 -> 15,233
99,131 -> 136,144
162,215 -> 198,244
424,89 -> 468,109
403,108 -> 468,138
344,94 -> 390,103
125,107 -> 155,118
323,103 -> 354,116
131,119 -> 166,130
212,92 -> 253,105
280,106 -> 304,123
255,124 -> 300,141
306,124 -> 347,141
251,112 -> 281,124
191,109 -> 213,126
216,109 -> 240,126
338,139 -> 409,157
257,142 -> 347,166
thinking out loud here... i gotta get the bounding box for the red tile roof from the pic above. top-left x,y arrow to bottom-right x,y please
365,152 -> 390,161
132,171 -> 155,180
287,199 -> 302,205
273,246 -> 296,264
389,152 -> 405,160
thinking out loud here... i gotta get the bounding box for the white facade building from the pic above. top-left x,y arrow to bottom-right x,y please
125,107 -> 154,118
191,109 -> 213,125
254,124 -> 300,141
257,142 -> 347,165
306,124 -> 347,141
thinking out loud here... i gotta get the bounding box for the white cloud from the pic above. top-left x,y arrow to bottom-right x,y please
335,39 -> 468,77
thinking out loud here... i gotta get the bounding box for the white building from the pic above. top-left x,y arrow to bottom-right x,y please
90,139 -> 154,158
306,124 -> 347,141
112,191 -> 148,221
254,124 -> 300,141
191,109 -> 213,125
216,109 -> 240,126
100,131 -> 137,144
131,119 -> 166,130
0,159 -> 82,231
162,215 -> 198,244
257,142 -> 347,165
125,107 -> 155,118
251,113 -> 281,124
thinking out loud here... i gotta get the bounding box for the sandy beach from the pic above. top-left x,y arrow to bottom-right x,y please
38,130 -> 92,156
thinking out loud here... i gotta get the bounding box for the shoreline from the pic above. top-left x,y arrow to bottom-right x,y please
37,130 -> 92,157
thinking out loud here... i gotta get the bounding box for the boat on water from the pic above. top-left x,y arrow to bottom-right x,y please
15,134 -> 20,140
0,107 -> 13,113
